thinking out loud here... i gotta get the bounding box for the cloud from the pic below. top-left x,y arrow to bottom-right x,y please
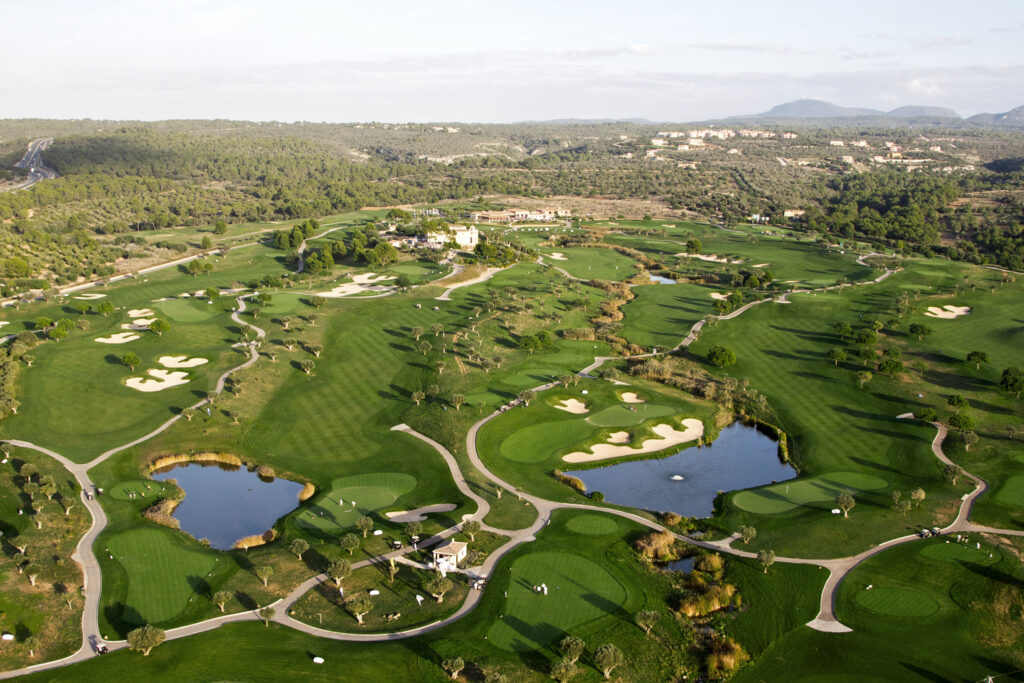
912,36 -> 972,49
687,42 -> 810,56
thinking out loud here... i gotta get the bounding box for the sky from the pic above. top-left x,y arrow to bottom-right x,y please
3,0 -> 1023,122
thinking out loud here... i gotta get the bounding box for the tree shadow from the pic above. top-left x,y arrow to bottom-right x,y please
187,575 -> 211,598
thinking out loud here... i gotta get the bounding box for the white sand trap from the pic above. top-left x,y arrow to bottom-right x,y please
710,292 -> 729,300
151,297 -> 174,302
924,305 -> 971,319
73,292 -> 106,300
620,392 -> 644,403
96,332 -> 141,344
554,398 -> 589,414
384,504 -> 458,523
122,317 -> 156,331
752,263 -> 770,268
0,321 -> 8,328
607,431 -> 630,444
662,224 -> 676,227
317,272 -> 397,298
563,420 -> 704,463
158,355 -> 208,369
126,369 -> 190,392
127,308 -> 153,318
548,252 -> 568,261
676,252 -> 744,264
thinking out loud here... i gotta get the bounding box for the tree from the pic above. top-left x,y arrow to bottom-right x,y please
451,393 -> 466,411
289,538 -> 309,559
962,430 -> 979,451
878,358 -> 904,377
418,340 -> 432,356
149,319 -> 170,336
201,235 -> 213,250
836,492 -> 855,518
966,350 -> 989,370
593,643 -> 623,679
857,371 -> 873,388
40,482 -> 57,500
442,657 -> 465,680
348,597 -> 372,625
738,525 -> 757,544
213,221 -> 228,235
947,412 -> 976,435
411,391 -> 425,406
119,351 -> 141,372
559,373 -> 574,388
204,287 -> 219,301
213,590 -> 232,612
300,360 -> 315,375
827,348 -> 846,366
833,321 -> 853,339
328,558 -> 351,587
917,407 -> 937,423
518,389 -> 535,406
910,487 -> 926,507
550,657 -> 578,682
387,558 -> 399,584
24,635 -> 39,658
74,301 -> 91,315
559,635 -> 585,663
909,323 -> 932,341
854,328 -> 878,347
97,301 -> 114,317
463,520 -> 481,541
946,394 -> 969,414
431,323 -> 444,337
685,238 -> 702,254
1000,367 -> 1024,399
340,533 -> 360,555
707,345 -> 737,368
757,549 -> 776,573
258,606 -> 275,626
126,625 -> 165,656
426,574 -> 454,603
255,565 -> 275,586
356,516 -> 374,538
411,326 -> 424,341
311,296 -> 327,308
405,521 -> 423,538
635,610 -> 660,635
23,481 -> 39,500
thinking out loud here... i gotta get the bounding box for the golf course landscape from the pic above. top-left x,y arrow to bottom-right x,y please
1,207 -> 1022,683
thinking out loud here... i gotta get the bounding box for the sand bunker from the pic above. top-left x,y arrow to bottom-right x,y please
384,504 -> 458,523
554,398 -> 589,414
126,369 -> 190,392
158,355 -> 209,369
96,332 -> 141,344
151,297 -> 174,303
606,431 -> 630,444
662,224 -> 676,227
548,252 -> 568,261
127,308 -> 153,318
122,317 -> 156,331
72,292 -> 106,300
0,321 -> 8,328
676,252 -> 744,264
563,419 -> 704,463
752,263 -> 770,268
317,273 -> 396,298
924,305 -> 971,319
620,392 -> 644,403
710,292 -> 729,300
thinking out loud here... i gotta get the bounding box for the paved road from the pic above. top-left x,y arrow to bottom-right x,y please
3,138 -> 56,193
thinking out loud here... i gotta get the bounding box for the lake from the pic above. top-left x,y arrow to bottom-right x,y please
649,274 -> 676,284
152,462 -> 304,550
574,422 -> 795,518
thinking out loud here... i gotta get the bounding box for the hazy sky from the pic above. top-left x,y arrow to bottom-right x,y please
4,0 -> 1023,122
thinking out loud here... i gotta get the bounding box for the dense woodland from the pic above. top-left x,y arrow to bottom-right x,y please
1,119 -> 1023,288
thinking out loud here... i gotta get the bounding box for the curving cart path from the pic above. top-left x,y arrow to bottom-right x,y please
3,254 -> 1021,678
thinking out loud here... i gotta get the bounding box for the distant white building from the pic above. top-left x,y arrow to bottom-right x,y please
427,225 -> 478,250
829,140 -> 845,147
651,138 -> 668,147
433,540 -> 467,572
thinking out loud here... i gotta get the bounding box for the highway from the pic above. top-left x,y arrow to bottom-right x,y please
4,137 -> 57,191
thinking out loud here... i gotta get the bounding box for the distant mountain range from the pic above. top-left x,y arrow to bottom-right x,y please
733,99 -> 1024,127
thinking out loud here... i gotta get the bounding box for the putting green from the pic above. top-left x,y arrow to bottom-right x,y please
388,262 -> 434,275
154,299 -> 218,323
107,528 -> 216,624
919,541 -> 999,565
565,514 -> 619,536
296,473 -> 417,533
109,480 -> 169,501
587,403 -> 676,427
732,472 -> 889,514
487,551 -> 627,651
994,475 -> 1024,507
499,420 -> 594,463
854,586 -> 940,617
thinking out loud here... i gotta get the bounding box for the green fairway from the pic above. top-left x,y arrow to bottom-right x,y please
486,550 -> 627,651
565,514 -> 619,535
918,540 -> 999,564
732,472 -> 889,514
108,480 -> 169,501
499,419 -> 593,462
295,473 -> 418,534
106,527 -> 217,625
586,402 -> 676,427
544,246 -> 638,281
854,586 -> 940,617
994,474 -> 1024,507
619,282 -> 721,350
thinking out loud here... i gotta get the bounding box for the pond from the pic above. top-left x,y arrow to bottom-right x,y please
152,462 -> 304,550
649,274 -> 676,284
574,422 -> 795,518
